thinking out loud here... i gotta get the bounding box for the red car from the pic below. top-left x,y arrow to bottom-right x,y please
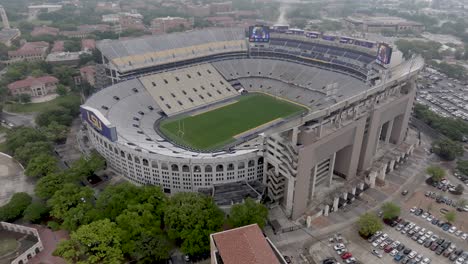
341,252 -> 352,260
384,245 -> 394,253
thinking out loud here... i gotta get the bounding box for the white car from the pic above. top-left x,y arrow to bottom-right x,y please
345,257 -> 356,264
371,249 -> 383,258
390,249 -> 399,257
334,243 -> 346,251
461,233 -> 468,240
415,254 -> 423,262
408,251 -> 417,259
421,212 -> 429,219
455,230 -> 462,237
449,226 -> 457,233
426,215 -> 434,222
430,235 -> 438,242
421,257 -> 431,264
410,207 -> 417,213
455,257 -> 464,264
372,239 -> 382,247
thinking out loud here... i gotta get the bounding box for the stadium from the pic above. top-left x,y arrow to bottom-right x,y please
81,26 -> 424,219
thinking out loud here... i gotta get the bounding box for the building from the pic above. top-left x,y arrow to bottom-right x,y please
96,1 -> 120,12
102,14 -> 120,23
150,17 -> 192,34
46,51 -> 85,66
51,40 -> 65,53
81,39 -> 96,51
0,222 -> 44,264
31,25 -> 60,37
61,24 -> 111,38
210,1 -> 232,14
118,13 -> 145,32
80,65 -> 96,86
28,4 -> 62,20
8,41 -> 49,63
210,224 -> 287,264
205,16 -> 235,27
185,4 -> 210,17
344,16 -> 425,33
87,28 -> 423,220
8,76 -> 59,97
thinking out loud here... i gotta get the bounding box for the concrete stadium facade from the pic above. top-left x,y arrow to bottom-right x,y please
83,28 -> 424,219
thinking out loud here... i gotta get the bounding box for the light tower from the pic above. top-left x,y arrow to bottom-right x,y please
0,5 -> 10,29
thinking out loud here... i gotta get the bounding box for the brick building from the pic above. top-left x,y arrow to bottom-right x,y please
8,76 -> 59,97
150,17 -> 192,34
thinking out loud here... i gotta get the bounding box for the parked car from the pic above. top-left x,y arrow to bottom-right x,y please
341,252 -> 352,260
371,249 -> 382,258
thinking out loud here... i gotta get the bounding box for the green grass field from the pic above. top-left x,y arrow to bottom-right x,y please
0,237 -> 18,256
159,93 -> 307,150
4,95 -> 80,113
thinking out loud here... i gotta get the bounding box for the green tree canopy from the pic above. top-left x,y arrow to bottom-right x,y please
445,211 -> 456,223
23,201 -> 50,223
357,212 -> 383,237
164,193 -> 224,256
14,141 -> 53,164
432,138 -> 463,161
67,152 -> 105,181
6,127 -> 48,153
35,107 -> 74,127
414,104 -> 468,141
381,202 -> 401,220
96,182 -> 142,220
54,219 -> 124,264
456,160 -> 468,176
228,198 -> 268,228
25,154 -> 59,178
0,192 -> 32,222
41,121 -> 69,143
35,172 -> 67,200
426,165 -> 446,182
48,183 -> 97,231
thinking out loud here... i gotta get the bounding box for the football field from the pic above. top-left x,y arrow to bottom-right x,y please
159,93 -> 307,150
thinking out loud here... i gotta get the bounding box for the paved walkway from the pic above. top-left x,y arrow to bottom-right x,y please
0,153 -> 34,206
28,225 -> 68,264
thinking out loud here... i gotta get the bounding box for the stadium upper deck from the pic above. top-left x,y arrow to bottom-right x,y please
97,28 -> 246,75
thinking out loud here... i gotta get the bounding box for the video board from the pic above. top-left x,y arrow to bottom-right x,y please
80,106 -> 118,142
377,43 -> 392,65
249,25 -> 270,43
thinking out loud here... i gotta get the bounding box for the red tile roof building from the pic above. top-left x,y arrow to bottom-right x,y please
210,224 -> 287,264
150,17 -> 192,34
31,26 -> 60,37
7,76 -> 59,97
51,41 -> 65,53
81,39 -> 96,51
8,41 -> 49,63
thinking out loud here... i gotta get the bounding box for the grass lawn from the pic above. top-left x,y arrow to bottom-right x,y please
4,95 -> 80,113
160,93 -> 306,150
0,237 -> 18,256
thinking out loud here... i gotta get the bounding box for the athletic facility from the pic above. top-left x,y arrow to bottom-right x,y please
82,26 -> 424,219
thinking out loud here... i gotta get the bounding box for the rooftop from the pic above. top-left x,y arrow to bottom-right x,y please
8,41 -> 49,57
7,76 -> 59,91
346,15 -> 423,26
211,224 -> 284,264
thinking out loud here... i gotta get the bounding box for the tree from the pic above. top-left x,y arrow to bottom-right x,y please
426,165 -> 445,182
67,152 -> 105,181
96,182 -> 142,220
453,184 -> 464,195
54,219 -> 124,264
64,40 -> 81,52
456,160 -> 468,176
35,107 -> 74,127
357,213 -> 383,237
6,127 -> 47,152
456,199 -> 467,209
0,192 -> 32,222
14,141 -> 53,164
164,193 -> 224,256
41,121 -> 69,144
48,183 -> 97,231
16,141 -> 53,164
132,232 -> 171,263
25,154 -> 59,178
23,201 -> 50,223
445,211 -> 456,223
56,84 -> 68,96
381,202 -> 401,220
228,198 -> 268,228
18,93 -> 31,103
35,172 -> 66,200
432,138 -> 463,161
